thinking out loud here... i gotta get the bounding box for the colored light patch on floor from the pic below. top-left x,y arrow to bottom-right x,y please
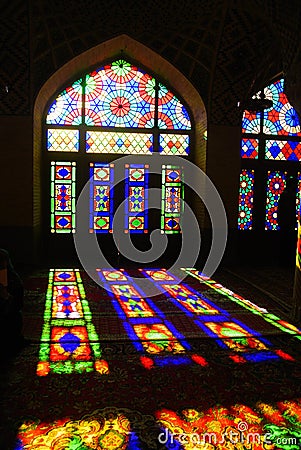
183,268 -> 301,340
162,283 -> 220,314
156,400 -> 301,450
111,284 -> 156,317
133,323 -> 186,354
97,269 -> 207,367
141,268 -> 177,281
51,285 -> 83,318
15,409 -> 142,449
37,269 -> 108,376
102,269 -> 128,282
203,321 -> 268,352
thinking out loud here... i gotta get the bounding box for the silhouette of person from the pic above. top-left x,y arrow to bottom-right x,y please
278,177 -> 298,266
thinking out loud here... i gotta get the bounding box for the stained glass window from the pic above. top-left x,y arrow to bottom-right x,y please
125,164 -> 148,233
265,171 -> 287,230
161,165 -> 184,234
240,78 -> 301,232
37,269 -> 108,376
51,162 -> 76,233
238,169 -> 254,230
46,58 -> 192,235
89,163 -> 114,233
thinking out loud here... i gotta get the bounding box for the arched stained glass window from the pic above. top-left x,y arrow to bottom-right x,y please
239,77 -> 301,232
45,58 -> 192,234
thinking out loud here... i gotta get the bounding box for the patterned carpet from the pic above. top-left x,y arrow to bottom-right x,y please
1,267 -> 301,449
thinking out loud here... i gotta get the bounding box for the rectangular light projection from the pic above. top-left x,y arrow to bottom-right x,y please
37,269 -> 108,376
161,165 -> 184,234
51,162 -> 76,233
142,268 -> 290,363
125,164 -> 148,233
89,163 -> 114,233
97,269 -> 206,369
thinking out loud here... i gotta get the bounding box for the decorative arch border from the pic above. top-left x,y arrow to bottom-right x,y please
33,34 -> 207,250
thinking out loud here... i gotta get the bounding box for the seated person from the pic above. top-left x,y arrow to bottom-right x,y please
0,249 -> 27,355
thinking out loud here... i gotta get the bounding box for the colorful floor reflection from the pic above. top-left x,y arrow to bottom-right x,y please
12,267 -> 301,448
37,269 -> 108,375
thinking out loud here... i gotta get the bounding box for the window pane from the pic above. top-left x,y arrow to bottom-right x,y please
159,134 -> 190,155
265,140 -> 301,161
158,83 -> 191,130
86,131 -> 153,154
125,164 -> 149,233
265,171 -> 287,230
161,165 -> 184,234
47,129 -> 79,152
89,163 -> 114,233
241,138 -> 259,159
50,162 -> 76,233
238,169 -> 254,230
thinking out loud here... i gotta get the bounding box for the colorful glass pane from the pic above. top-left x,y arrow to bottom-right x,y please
51,162 -> 76,233
85,59 -> 156,127
263,79 -> 301,136
90,163 -> 114,233
241,110 -> 260,134
159,134 -> 190,155
240,138 -> 258,159
297,173 -> 301,225
46,79 -> 82,125
265,140 -> 301,161
238,169 -> 254,230
125,164 -> 148,233
47,129 -> 79,152
265,171 -> 287,230
158,84 -> 191,130
86,131 -> 153,154
161,165 -> 183,234
37,269 -> 108,376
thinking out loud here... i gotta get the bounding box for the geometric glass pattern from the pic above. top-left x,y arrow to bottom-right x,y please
297,173 -> 301,225
46,79 -> 82,125
89,163 -> 114,233
238,169 -> 254,230
240,138 -> 258,159
86,131 -> 153,154
265,171 -> 287,230
50,162 -> 76,233
161,165 -> 184,234
263,79 -> 301,136
47,129 -> 79,152
241,110 -> 261,134
85,59 -> 156,128
159,134 -> 190,155
125,164 -> 149,233
265,140 -> 301,161
157,83 -> 191,130
37,269 -> 108,376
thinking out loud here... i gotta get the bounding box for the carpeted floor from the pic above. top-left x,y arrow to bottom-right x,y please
1,266 -> 301,449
